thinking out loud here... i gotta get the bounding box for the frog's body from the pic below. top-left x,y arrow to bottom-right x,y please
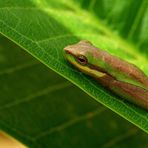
64,40 -> 148,110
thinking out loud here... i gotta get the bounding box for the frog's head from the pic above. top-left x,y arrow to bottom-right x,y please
64,40 -> 99,65
64,40 -> 106,78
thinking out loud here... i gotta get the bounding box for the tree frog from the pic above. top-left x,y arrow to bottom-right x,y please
64,40 -> 148,110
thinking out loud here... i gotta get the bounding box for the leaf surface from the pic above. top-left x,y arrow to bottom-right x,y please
0,0 -> 148,145
0,34 -> 148,148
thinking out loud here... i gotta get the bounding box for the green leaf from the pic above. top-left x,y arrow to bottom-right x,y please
0,0 -> 148,146
0,34 -> 148,148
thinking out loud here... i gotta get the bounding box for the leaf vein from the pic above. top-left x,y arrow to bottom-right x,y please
0,61 -> 39,76
0,82 -> 71,110
102,128 -> 138,148
34,107 -> 106,140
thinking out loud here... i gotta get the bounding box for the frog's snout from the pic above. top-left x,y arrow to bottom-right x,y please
64,45 -> 73,55
64,46 -> 70,53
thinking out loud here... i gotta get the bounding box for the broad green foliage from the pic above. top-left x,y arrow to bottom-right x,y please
0,0 -> 148,147
0,34 -> 148,148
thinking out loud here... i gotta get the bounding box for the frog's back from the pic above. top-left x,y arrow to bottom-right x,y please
98,50 -> 148,89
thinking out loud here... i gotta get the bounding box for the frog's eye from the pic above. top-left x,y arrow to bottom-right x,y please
76,55 -> 87,65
